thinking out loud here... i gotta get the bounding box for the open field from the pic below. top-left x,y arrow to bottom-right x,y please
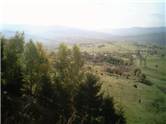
78,41 -> 166,124
2,32 -> 165,124
1,0 -> 165,123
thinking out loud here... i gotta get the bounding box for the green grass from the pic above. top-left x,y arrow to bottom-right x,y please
82,42 -> 166,124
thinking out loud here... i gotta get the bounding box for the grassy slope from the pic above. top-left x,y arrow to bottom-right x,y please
80,42 -> 166,124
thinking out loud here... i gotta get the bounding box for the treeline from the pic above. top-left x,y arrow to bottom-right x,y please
1,33 -> 126,124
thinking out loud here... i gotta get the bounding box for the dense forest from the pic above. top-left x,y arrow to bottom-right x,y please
1,33 -> 126,124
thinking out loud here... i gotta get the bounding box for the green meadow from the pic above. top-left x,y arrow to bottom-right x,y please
80,42 -> 166,124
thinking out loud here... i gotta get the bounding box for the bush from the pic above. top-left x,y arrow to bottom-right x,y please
139,73 -> 153,86
106,67 -> 113,74
133,68 -> 141,76
106,56 -> 124,65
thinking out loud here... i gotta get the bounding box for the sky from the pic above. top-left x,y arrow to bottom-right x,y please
0,0 -> 165,30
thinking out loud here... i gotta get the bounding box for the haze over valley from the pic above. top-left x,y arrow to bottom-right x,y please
1,0 -> 166,124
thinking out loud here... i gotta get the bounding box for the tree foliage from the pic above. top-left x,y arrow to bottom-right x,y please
1,33 -> 126,124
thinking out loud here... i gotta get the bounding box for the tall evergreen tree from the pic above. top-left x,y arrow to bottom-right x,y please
1,33 -> 25,124
1,34 -> 126,124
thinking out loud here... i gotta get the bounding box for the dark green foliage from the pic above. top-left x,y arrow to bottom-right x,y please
74,73 -> 102,120
139,73 -> 153,86
151,97 -> 166,113
2,32 -> 24,96
74,73 -> 126,124
133,68 -> 152,86
1,33 -> 25,124
139,73 -> 146,82
101,98 -> 126,124
157,86 -> 166,94
1,33 -> 126,124
106,56 -> 124,65
133,68 -> 141,76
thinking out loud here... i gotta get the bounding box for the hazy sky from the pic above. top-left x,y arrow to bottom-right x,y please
0,0 -> 165,30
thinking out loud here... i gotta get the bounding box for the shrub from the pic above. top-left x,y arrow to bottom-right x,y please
133,68 -> 141,76
139,73 -> 153,86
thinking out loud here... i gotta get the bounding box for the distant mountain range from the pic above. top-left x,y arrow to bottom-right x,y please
0,24 -> 165,46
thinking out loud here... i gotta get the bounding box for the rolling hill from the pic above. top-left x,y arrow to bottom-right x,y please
0,25 -> 165,46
